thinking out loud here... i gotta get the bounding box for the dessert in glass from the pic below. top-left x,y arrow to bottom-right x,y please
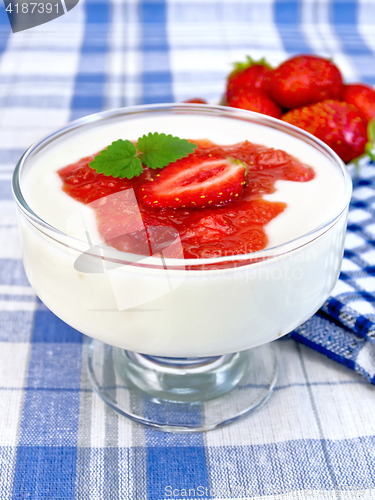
12,104 -> 352,432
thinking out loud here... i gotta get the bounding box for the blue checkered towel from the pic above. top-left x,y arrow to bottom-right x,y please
291,161 -> 375,384
2,0 -> 375,498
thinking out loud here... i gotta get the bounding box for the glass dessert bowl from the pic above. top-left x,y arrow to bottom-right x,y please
12,104 -> 352,432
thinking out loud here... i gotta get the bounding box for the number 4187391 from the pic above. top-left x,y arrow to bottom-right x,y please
6,3 -> 59,14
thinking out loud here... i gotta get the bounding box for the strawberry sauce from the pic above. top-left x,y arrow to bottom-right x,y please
58,140 -> 314,259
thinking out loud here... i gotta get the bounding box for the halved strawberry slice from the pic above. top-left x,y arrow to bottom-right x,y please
139,153 -> 247,209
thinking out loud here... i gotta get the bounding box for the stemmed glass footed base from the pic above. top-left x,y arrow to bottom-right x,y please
87,340 -> 278,433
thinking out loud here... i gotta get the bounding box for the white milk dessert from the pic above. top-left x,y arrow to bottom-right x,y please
14,106 -> 351,357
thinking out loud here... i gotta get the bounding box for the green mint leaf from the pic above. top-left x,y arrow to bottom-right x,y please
88,134 -> 197,179
89,139 -> 143,179
136,132 -> 197,170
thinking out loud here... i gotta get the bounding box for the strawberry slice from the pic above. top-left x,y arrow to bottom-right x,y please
139,153 -> 246,209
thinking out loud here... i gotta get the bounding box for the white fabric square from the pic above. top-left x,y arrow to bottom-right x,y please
0,228 -> 22,259
313,382 -> 375,440
0,447 -> 16,499
0,343 -> 30,388
356,342 -> 375,379
0,390 -> 25,446
360,249 -> 375,266
0,173 -> 12,181
352,186 -> 375,201
0,50 -> 80,76
90,393 -> 107,449
331,280 -> 355,296
0,127 -> 63,152
347,208 -> 371,223
365,222 -> 375,239
356,276 -> 375,292
340,258 -> 361,272
344,231 -> 366,250
359,164 -> 375,177
2,108 -> 69,130
351,300 -> 375,316
0,201 -> 17,226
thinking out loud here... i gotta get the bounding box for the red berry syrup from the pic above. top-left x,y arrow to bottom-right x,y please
58,140 -> 315,260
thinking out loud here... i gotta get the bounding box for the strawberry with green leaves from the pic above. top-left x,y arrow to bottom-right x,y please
282,100 -> 372,164
225,56 -> 273,103
269,55 -> 344,109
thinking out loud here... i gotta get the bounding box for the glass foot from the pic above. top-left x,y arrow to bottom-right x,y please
87,340 -> 278,433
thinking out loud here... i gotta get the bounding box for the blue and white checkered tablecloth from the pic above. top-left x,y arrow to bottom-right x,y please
1,1 -> 375,498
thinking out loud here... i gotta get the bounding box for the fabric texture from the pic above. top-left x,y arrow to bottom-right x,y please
291,161 -> 375,384
1,0 -> 375,498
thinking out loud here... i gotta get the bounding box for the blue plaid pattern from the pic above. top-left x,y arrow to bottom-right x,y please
290,162 -> 375,384
1,0 -> 375,498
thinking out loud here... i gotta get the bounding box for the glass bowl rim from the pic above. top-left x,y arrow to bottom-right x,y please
12,103 -> 353,269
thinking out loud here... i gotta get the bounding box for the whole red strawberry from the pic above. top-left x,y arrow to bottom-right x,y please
227,89 -> 282,118
226,57 -> 273,102
343,84 -> 375,122
282,100 -> 368,163
269,55 -> 344,109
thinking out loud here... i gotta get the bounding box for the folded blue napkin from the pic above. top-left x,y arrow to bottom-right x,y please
290,159 -> 375,383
